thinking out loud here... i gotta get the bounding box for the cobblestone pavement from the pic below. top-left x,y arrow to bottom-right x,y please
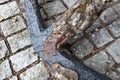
39,0 -> 120,80
0,0 -> 49,80
0,0 -> 120,80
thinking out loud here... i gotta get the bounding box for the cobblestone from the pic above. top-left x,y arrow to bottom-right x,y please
7,30 -> 31,53
38,0 -> 44,4
71,38 -> 93,59
112,3 -> 120,15
0,16 -> 26,36
106,39 -> 120,63
107,19 -> 120,37
84,51 -> 114,74
10,47 -> 38,72
0,1 -> 20,19
0,0 -> 9,3
108,71 -> 120,80
100,8 -> 117,24
43,0 -> 66,16
0,40 -> 8,59
9,76 -> 18,80
40,9 -> 47,19
63,0 -> 78,8
91,28 -> 113,48
0,60 -> 12,80
19,62 -> 49,80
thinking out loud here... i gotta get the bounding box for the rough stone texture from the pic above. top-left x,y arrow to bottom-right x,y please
9,76 -> 18,80
43,0 -> 66,16
19,62 -> 49,80
0,0 -> 9,3
44,19 -> 55,27
0,40 -> 8,59
0,1 -> 20,19
7,30 -> 31,53
100,8 -> 117,24
106,39 -> 120,63
91,28 -> 113,47
63,0 -> 78,8
107,71 -> 120,80
71,38 -> 93,59
86,19 -> 101,33
107,19 -> 120,37
112,3 -> 120,15
50,63 -> 78,80
10,47 -> 38,72
38,0 -> 44,4
0,60 -> 12,80
0,16 -> 26,36
40,9 -> 47,19
84,51 -> 114,74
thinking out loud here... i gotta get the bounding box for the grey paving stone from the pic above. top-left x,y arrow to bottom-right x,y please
40,9 -> 47,19
0,40 -> 9,59
19,62 -> 49,80
84,51 -> 114,74
107,71 -> 120,80
7,30 -> 31,53
0,60 -> 12,79
44,19 -> 55,27
107,19 -> 120,37
63,0 -> 78,8
0,1 -> 20,19
106,39 -> 120,63
0,16 -> 26,36
10,47 -> 38,72
91,28 -> 113,48
9,76 -> 18,80
0,0 -> 9,3
71,38 -> 93,59
117,67 -> 120,72
38,0 -> 44,4
100,8 -> 117,24
43,0 -> 66,16
112,3 -> 120,15
86,19 -> 101,33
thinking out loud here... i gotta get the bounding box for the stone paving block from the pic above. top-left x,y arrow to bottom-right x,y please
86,19 -> 101,33
107,19 -> 120,37
19,62 -> 49,80
38,0 -> 44,4
100,8 -> 117,24
10,47 -> 38,72
112,3 -> 120,15
40,9 -> 47,19
0,16 -> 26,36
10,76 -> 18,80
0,40 -> 8,59
71,38 -> 93,59
91,28 -> 113,48
7,30 -> 31,53
117,67 -> 120,72
0,60 -> 12,79
107,71 -> 120,80
44,19 -> 55,27
0,0 -> 9,3
84,51 -> 114,74
43,0 -> 66,16
106,39 -> 120,63
0,1 -> 20,19
63,0 -> 78,8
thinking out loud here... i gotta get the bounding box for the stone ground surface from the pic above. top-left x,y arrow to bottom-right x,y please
0,0 -> 120,80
